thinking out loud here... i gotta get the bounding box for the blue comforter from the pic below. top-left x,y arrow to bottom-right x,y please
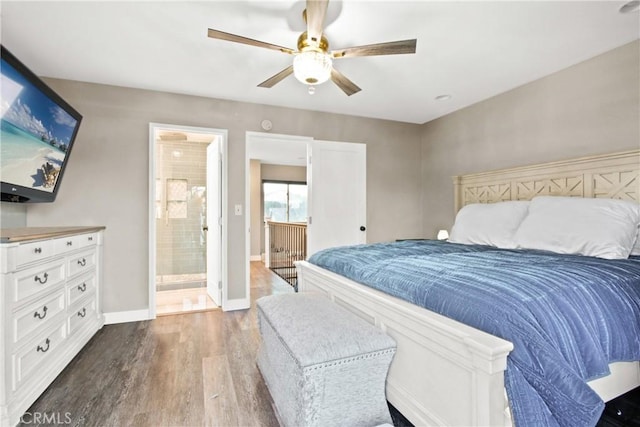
309,240 -> 640,427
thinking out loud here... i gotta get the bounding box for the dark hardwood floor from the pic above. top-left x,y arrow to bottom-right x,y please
20,262 -> 292,427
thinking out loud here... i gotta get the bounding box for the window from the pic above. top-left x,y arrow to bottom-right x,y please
264,181 -> 307,223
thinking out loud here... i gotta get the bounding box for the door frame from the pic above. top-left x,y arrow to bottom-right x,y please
206,140 -> 223,306
148,123 -> 228,318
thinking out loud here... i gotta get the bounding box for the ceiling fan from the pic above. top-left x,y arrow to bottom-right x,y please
207,0 -> 417,96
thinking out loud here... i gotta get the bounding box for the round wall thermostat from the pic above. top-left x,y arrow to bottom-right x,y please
261,119 -> 273,131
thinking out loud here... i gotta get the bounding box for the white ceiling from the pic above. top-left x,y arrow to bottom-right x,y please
1,1 -> 638,124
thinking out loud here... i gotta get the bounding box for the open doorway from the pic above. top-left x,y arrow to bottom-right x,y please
245,132 -> 367,301
149,123 -> 227,317
262,177 -> 308,286
246,132 -> 311,295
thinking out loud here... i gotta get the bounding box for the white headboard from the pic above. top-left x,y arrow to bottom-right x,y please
452,150 -> 640,213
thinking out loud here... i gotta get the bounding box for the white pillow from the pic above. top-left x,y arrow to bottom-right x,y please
449,201 -> 530,249
631,227 -> 640,256
513,196 -> 640,259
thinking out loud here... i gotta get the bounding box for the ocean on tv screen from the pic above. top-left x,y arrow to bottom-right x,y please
0,119 -> 67,192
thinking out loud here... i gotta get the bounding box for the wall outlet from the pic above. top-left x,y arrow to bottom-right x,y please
234,204 -> 243,216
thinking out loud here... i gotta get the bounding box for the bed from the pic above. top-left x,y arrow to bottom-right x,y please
295,150 -> 640,426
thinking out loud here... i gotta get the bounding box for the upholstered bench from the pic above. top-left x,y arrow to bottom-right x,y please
256,293 -> 397,427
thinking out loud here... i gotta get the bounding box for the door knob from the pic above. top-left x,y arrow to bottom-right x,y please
360,226 -> 366,231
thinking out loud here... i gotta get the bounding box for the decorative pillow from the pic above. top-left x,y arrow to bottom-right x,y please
631,227 -> 640,256
449,201 -> 530,249
513,196 -> 640,259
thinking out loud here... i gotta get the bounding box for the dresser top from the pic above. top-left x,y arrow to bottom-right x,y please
0,226 -> 105,243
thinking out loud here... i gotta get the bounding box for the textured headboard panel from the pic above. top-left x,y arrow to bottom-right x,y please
452,150 -> 640,213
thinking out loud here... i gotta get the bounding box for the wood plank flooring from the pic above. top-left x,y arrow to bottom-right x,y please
19,262 -> 292,427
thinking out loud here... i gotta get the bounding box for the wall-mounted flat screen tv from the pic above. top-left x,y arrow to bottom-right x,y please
1,45 -> 82,203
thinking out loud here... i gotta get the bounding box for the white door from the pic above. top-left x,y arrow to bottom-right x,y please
206,140 -> 222,306
306,140 -> 366,258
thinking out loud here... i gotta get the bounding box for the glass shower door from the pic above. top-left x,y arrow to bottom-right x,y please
154,137 -> 213,315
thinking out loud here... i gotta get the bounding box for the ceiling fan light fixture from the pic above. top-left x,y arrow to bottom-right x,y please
293,50 -> 333,85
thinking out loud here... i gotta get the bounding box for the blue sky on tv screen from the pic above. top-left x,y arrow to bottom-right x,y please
1,58 -> 77,146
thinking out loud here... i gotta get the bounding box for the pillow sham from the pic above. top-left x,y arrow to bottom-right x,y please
448,201 -> 530,249
631,227 -> 640,256
513,196 -> 640,259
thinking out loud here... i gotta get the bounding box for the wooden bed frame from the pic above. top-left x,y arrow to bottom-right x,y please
296,150 -> 640,426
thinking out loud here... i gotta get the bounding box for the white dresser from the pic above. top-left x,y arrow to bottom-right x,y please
0,227 -> 105,426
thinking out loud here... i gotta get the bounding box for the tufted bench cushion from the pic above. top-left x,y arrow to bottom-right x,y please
256,293 -> 396,427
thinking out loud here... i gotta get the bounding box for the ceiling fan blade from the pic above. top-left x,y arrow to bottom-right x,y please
332,39 -> 417,58
257,65 -> 294,88
208,29 -> 295,55
330,68 -> 361,96
305,0 -> 329,43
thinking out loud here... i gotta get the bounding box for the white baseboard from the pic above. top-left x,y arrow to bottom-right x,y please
223,298 -> 250,311
103,309 -> 150,325
250,255 -> 262,261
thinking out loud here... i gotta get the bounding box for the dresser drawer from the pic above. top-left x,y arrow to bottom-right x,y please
12,260 -> 66,304
13,290 -> 65,345
69,297 -> 97,336
54,233 -> 98,255
67,272 -> 96,307
67,249 -> 96,278
16,240 -> 54,267
13,324 -> 66,391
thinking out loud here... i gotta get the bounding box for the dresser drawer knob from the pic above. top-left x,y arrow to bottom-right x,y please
78,283 -> 87,292
88,236 -> 93,241
33,306 -> 48,320
77,308 -> 87,318
34,247 -> 42,254
37,338 -> 51,353
66,241 -> 73,246
77,258 -> 87,267
34,272 -> 49,284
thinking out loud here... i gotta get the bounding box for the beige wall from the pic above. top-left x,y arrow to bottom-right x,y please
261,164 -> 307,182
421,40 -> 640,237
0,203 -> 27,228
25,81 -> 423,311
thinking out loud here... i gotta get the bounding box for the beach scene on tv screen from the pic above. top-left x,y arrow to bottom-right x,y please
1,59 -> 78,193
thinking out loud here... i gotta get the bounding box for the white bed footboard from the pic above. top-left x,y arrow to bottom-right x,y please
296,261 -> 514,427
296,261 -> 640,427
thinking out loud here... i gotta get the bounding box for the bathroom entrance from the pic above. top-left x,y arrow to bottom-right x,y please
149,123 -> 227,316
